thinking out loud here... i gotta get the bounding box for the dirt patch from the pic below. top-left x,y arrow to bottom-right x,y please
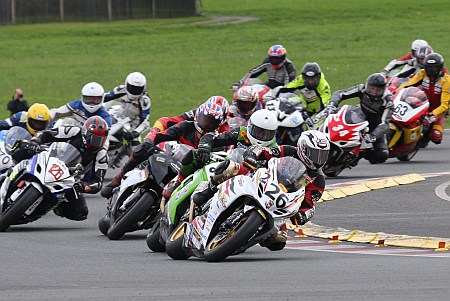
192,15 -> 258,25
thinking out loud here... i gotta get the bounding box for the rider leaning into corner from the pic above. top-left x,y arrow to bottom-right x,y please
101,96 -> 230,199
398,52 -> 450,148
231,44 -> 297,90
314,73 -> 394,164
103,72 -> 151,145
190,112 -> 331,251
381,39 -> 429,76
50,82 -> 112,128
10,116 -> 110,221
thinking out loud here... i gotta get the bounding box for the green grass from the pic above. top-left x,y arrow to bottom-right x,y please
1,0 -> 449,125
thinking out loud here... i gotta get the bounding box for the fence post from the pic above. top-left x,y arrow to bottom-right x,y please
108,0 -> 112,21
11,0 -> 16,24
152,0 -> 156,18
60,0 -> 64,22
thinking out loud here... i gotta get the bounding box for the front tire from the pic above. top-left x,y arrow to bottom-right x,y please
204,210 -> 264,262
146,221 -> 165,252
397,147 -> 419,162
0,185 -> 41,232
166,222 -> 190,260
106,192 -> 156,240
98,213 -> 110,236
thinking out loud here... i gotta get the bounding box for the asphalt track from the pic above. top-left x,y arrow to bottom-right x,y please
1,130 -> 450,301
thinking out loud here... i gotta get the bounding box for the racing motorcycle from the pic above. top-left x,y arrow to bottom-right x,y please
0,127 -> 32,174
265,92 -> 307,145
106,102 -> 139,169
146,150 -> 231,252
386,87 -> 429,161
165,156 -> 308,262
0,142 -> 81,231
318,104 -> 371,177
98,144 -> 192,240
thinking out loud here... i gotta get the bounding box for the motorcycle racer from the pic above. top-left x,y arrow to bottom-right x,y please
192,129 -> 330,251
103,72 -> 151,142
50,82 -> 112,127
227,86 -> 262,122
381,39 -> 429,76
101,96 -> 230,199
315,73 -> 394,164
272,62 -> 332,119
398,52 -> 450,147
232,45 -> 297,90
0,103 -> 52,135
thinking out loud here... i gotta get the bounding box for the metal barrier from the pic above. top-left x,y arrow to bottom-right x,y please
0,0 -> 198,24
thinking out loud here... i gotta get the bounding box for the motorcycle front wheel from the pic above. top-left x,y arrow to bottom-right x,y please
166,222 -> 190,260
0,185 -> 41,232
107,192 -> 156,240
146,220 -> 165,252
203,210 -> 264,262
98,213 -> 110,236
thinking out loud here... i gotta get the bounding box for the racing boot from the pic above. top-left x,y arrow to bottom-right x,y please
100,159 -> 137,199
259,223 -> 288,251
191,179 -> 219,207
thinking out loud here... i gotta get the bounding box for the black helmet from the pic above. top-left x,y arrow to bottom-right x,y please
301,62 -> 322,89
365,73 -> 386,100
424,52 -> 444,80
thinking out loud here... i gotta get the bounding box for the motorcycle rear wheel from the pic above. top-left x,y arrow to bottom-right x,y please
166,222 -> 190,260
106,192 -> 156,240
0,185 -> 41,232
146,220 -> 165,252
204,210 -> 264,262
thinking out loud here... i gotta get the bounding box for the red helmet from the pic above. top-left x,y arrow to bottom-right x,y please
233,86 -> 259,117
194,96 -> 229,134
83,116 -> 109,151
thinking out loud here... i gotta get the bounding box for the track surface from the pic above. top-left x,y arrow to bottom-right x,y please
1,131 -> 450,301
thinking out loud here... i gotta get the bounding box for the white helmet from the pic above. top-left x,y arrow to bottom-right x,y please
125,72 -> 146,101
297,130 -> 330,170
411,39 -> 428,58
247,109 -> 278,147
81,82 -> 105,113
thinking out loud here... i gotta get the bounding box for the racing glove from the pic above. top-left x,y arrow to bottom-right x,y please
196,142 -> 212,164
124,130 -> 140,141
363,133 -> 377,144
423,113 -> 437,126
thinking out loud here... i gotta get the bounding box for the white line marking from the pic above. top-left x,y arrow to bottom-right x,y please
435,180 -> 450,201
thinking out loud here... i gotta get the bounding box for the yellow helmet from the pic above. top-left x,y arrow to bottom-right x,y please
26,103 -> 51,135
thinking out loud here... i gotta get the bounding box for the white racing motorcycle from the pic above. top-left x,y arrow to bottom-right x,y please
0,142 -> 81,231
165,156 -> 309,262
265,92 -> 308,145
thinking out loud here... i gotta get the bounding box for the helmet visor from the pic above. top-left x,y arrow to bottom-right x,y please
303,75 -> 320,89
83,95 -> 103,105
366,85 -> 385,98
269,56 -> 284,66
425,65 -> 441,78
197,113 -> 221,133
248,124 -> 277,142
236,100 -> 257,115
28,117 -> 49,131
303,146 -> 330,169
126,83 -> 145,96
86,132 -> 107,150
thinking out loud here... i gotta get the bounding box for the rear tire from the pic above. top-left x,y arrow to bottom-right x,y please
204,210 -> 263,262
0,185 -> 41,232
166,222 -> 190,260
146,221 -> 165,252
106,192 -> 156,240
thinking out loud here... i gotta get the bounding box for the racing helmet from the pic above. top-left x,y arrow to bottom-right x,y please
296,130 -> 330,170
247,109 -> 278,147
194,96 -> 229,134
424,52 -> 444,80
125,72 -> 147,101
26,103 -> 51,135
268,45 -> 287,70
416,46 -> 434,68
233,86 -> 259,117
83,116 -> 109,151
81,82 -> 105,113
411,39 -> 428,58
364,73 -> 387,100
301,62 -> 322,90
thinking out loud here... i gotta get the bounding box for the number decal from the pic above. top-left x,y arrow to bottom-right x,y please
394,103 -> 408,116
